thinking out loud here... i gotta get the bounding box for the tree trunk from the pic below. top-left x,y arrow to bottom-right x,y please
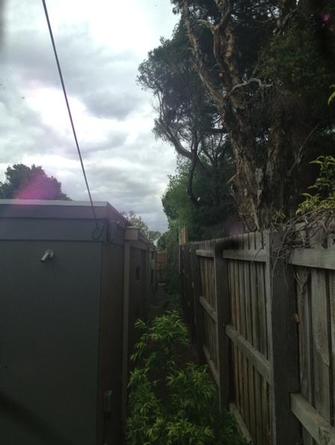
181,0 -> 314,229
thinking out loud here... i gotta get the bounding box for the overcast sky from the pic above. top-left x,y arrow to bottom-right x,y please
0,0 -> 178,232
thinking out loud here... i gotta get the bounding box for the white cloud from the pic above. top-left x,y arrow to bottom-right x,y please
0,0 -> 178,232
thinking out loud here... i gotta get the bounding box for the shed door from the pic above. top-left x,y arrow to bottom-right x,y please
0,241 -> 101,445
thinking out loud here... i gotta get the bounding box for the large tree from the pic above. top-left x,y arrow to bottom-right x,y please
141,1 -> 335,230
170,0 -> 335,229
0,164 -> 70,200
138,22 -> 237,233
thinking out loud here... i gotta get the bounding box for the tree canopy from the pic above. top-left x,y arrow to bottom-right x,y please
138,22 -> 239,237
140,0 -> 335,233
0,164 -> 69,200
162,160 -> 239,239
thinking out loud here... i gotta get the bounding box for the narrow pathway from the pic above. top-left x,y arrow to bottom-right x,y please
148,283 -> 200,363
148,283 -> 172,319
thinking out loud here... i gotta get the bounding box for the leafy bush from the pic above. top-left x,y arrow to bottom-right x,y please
130,312 -> 189,372
297,155 -> 335,214
258,16 -> 334,98
127,312 -> 246,445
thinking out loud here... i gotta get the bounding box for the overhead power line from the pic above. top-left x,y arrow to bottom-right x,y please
41,0 -> 99,228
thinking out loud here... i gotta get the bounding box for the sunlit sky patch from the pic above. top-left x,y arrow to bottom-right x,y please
0,0 -> 178,231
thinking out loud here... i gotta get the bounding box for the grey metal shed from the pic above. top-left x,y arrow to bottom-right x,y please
0,199 -> 148,445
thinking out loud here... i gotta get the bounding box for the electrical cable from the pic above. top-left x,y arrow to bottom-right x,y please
41,0 -> 101,236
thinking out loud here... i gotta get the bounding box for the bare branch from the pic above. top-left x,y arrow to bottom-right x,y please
198,19 -> 214,32
187,151 -> 200,206
274,7 -> 297,35
213,0 -> 232,28
229,78 -> 273,95
182,0 -> 226,113
157,117 -> 193,161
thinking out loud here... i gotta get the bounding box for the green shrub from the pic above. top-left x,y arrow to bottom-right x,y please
258,16 -> 334,98
297,155 -> 335,215
127,312 -> 246,445
131,311 -> 189,372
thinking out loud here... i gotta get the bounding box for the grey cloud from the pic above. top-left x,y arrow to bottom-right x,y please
83,130 -> 128,156
5,26 -> 146,119
0,0 -> 178,232
0,84 -> 69,161
59,161 -> 168,231
4,32 -> 57,85
87,157 -> 172,229
83,90 -> 143,120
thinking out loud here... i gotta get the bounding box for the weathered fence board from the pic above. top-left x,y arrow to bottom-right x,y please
330,271 -> 335,428
226,325 -> 271,382
296,268 -> 314,445
291,394 -> 335,445
311,269 -> 331,423
180,231 -> 335,445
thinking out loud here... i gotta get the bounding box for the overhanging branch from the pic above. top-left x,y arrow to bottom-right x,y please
182,0 -> 226,113
229,78 -> 273,95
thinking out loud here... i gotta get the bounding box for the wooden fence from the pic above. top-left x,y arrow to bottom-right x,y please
156,250 -> 168,283
180,231 -> 335,445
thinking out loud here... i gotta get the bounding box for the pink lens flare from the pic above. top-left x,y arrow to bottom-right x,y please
14,172 -> 59,200
321,13 -> 332,24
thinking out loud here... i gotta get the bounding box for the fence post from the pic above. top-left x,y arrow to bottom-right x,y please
190,244 -> 203,359
179,245 -> 186,321
179,226 -> 189,246
145,244 -> 151,303
121,238 -> 131,431
214,240 -> 231,410
265,231 -> 301,445
179,229 -> 187,318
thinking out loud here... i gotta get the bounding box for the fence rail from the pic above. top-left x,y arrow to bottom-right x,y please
180,231 -> 335,445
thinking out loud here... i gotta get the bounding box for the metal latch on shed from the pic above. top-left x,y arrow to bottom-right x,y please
40,249 -> 55,262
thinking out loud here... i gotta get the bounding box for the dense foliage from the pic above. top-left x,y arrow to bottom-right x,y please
127,312 -> 245,445
139,22 -> 239,239
162,161 -> 238,239
140,0 -> 335,232
297,155 -> 335,215
0,164 -> 69,200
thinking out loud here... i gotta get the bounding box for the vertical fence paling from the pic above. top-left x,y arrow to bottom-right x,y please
222,232 -> 273,445
290,234 -> 335,445
265,232 -> 300,445
180,231 -> 335,445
